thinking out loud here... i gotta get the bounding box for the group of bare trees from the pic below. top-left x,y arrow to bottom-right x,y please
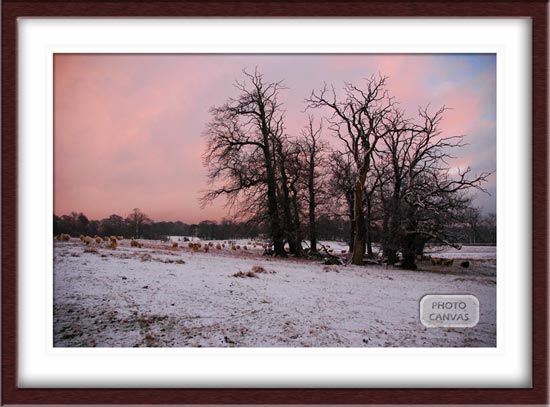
202,69 -> 492,269
54,208 -> 152,239
202,70 -> 328,257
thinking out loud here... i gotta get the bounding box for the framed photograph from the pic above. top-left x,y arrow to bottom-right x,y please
2,0 -> 547,405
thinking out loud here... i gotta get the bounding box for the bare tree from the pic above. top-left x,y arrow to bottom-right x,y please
100,214 -> 125,237
202,69 -> 288,256
327,150 -> 357,251
306,75 -> 396,265
375,106 -> 492,269
273,133 -> 302,255
126,208 -> 152,238
298,116 -> 329,253
464,206 -> 482,244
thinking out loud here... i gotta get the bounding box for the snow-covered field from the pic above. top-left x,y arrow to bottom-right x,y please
54,238 -> 496,347
425,244 -> 497,260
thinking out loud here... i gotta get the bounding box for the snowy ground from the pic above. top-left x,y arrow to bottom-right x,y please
54,238 -> 496,347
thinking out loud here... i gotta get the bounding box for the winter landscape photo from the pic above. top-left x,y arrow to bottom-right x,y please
53,54 -> 497,347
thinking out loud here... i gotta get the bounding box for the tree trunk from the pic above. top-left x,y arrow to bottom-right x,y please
267,182 -> 285,256
309,211 -> 317,253
291,185 -> 303,257
276,142 -> 297,255
308,160 -> 317,253
351,173 -> 367,265
280,175 -> 296,254
386,185 -> 401,265
365,197 -> 374,258
347,191 -> 355,252
401,230 -> 418,270
263,143 -> 286,257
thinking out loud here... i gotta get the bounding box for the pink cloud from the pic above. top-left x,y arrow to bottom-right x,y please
54,54 -> 496,222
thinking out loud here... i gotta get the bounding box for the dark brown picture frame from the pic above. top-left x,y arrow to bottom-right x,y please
2,0 -> 547,404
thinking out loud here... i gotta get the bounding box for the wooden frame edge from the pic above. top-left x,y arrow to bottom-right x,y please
2,1 -> 547,405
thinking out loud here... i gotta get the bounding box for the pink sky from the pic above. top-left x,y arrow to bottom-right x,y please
54,54 -> 496,223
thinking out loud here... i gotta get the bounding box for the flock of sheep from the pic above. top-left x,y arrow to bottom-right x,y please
54,233 -> 142,249
53,234 -> 272,256
54,234 -> 349,260
185,240 -> 260,253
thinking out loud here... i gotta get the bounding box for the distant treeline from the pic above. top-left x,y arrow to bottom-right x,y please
53,209 -> 350,242
54,208 -> 495,245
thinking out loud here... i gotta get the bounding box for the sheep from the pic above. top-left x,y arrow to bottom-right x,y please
83,236 -> 93,245
108,237 -> 118,250
430,257 -> 443,265
172,242 -> 178,248
79,235 -> 85,241
430,257 -> 453,267
95,236 -> 102,244
243,245 -> 248,250
188,242 -> 194,249
216,243 -> 222,250
116,236 -> 124,241
130,239 -> 142,248
441,258 -> 454,267
102,236 -> 110,242
204,246 -> 209,252
231,245 -> 237,251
